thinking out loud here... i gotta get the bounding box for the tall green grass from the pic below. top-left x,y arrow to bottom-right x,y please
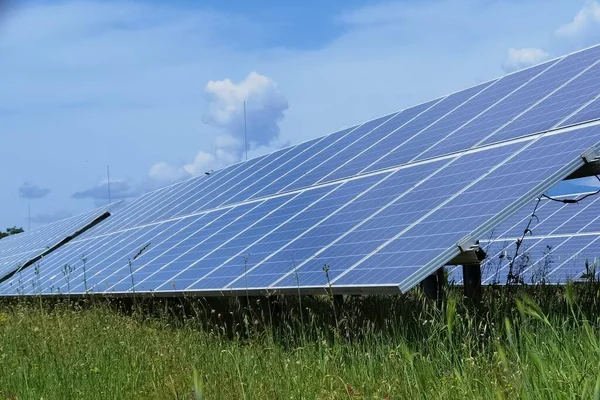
0,285 -> 599,399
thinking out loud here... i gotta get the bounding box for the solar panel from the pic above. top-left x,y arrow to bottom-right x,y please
449,191 -> 600,285
2,45 -> 600,297
0,204 -> 115,284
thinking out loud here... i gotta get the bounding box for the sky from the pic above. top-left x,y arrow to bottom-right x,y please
2,0 -> 600,229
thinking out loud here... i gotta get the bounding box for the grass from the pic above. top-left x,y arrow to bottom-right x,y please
0,285 -> 599,399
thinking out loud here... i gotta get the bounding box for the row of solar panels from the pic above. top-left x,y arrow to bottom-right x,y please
0,205 -> 116,281
38,44 -> 600,242
2,123 -> 599,296
2,45 -> 600,297
449,191 -> 600,284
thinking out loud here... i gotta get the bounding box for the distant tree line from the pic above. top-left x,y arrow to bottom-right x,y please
0,226 -> 24,240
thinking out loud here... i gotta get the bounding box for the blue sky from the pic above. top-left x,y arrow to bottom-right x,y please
2,0 -> 600,229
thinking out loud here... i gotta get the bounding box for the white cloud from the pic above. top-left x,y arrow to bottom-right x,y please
502,48 -> 550,73
556,1 -> 600,40
204,71 -> 289,149
150,72 -> 288,184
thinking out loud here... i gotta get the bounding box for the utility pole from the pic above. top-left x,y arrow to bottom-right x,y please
28,204 -> 31,231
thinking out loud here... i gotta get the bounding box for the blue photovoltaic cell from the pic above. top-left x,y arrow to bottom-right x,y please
331,125 -> 600,289
3,46 -> 600,297
248,126 -> 361,199
0,205 -> 113,281
164,150 -> 286,218
417,60 -> 558,160
183,146 -> 299,213
94,202 -> 265,292
186,185 -> 353,291
118,196 -> 294,292
361,80 -> 497,173
418,50 -> 600,158
289,100 -> 440,187
484,61 -> 600,145
231,164 -> 445,289
365,69 -> 549,171
275,143 -> 525,288
217,137 -> 324,206
154,187 -> 337,292
560,95 -> 600,127
321,99 -> 441,183
0,219 -> 178,295
215,174 -> 389,290
273,114 -> 397,194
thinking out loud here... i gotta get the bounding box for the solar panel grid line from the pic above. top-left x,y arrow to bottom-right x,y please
108,160 -> 253,231
556,91 -> 600,129
101,200 -> 270,292
22,217 -> 189,295
484,57 -> 600,145
274,113 -> 402,193
84,205 -> 247,292
336,129 -> 588,291
70,165 -> 397,244
481,196 -> 600,283
131,191 -> 306,292
198,141 -> 315,211
546,236 -> 600,280
349,80 -> 500,176
128,157 -> 263,225
0,206 -> 112,278
268,158 -> 465,288
455,200 -> 564,283
477,52 -> 600,147
178,144 -> 307,214
519,235 -> 591,281
488,195 -> 600,242
182,185 -> 344,291
80,165 -> 254,239
359,56 -> 578,174
88,208 -> 252,293
214,138 -> 327,206
408,60 -> 562,164
313,98 -> 446,185
246,123 -> 376,199
411,137 -> 600,291
20,224 -> 160,295
240,104 -> 552,212
88,179 -> 197,236
220,172 -> 396,289
56,221 -> 188,295
176,127 -> 360,213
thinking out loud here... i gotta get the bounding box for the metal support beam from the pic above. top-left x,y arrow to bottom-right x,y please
462,263 -> 482,305
564,160 -> 600,180
420,274 -> 438,301
420,268 -> 445,307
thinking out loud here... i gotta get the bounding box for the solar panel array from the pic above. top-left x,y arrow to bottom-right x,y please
2,45 -> 600,297
0,205 -> 114,284
449,191 -> 600,285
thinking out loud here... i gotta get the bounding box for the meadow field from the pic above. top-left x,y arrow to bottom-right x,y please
0,285 -> 599,399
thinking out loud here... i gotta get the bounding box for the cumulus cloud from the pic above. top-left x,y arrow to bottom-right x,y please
502,1 -> 600,72
502,48 -> 550,73
18,182 -> 51,199
149,71 -> 289,183
72,179 -> 143,202
555,1 -> 600,42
